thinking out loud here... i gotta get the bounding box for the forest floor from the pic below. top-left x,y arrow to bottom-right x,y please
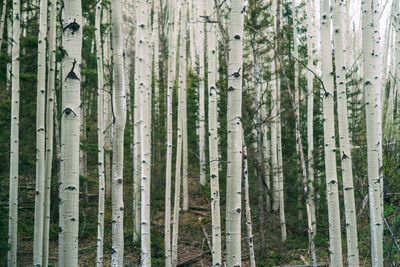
15,173 -> 333,267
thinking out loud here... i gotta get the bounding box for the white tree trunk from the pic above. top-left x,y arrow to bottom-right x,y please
153,0 -> 160,115
95,0 -> 105,265
182,0 -> 189,211
42,0 -> 57,265
197,0 -> 206,187
226,0 -> 244,265
206,1 -> 222,264
172,2 -> 186,265
361,0 -> 384,266
111,0 -> 127,265
58,0 -> 82,265
305,0 -> 316,234
137,0 -> 152,265
320,1 -> 343,265
271,0 -> 279,212
331,1 -> 360,266
165,0 -> 180,265
33,0 -> 48,264
8,0 -> 21,264
242,132 -> 256,267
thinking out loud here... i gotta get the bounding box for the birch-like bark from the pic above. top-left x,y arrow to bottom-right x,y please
95,0 -> 105,265
0,0 -> 6,49
331,1 -> 360,265
8,0 -> 21,265
42,0 -> 57,265
361,0 -> 384,265
276,0 -> 287,241
242,132 -> 256,267
306,0 -> 316,233
251,35 -> 266,250
33,0 -> 48,264
153,0 -> 160,115
58,0 -> 82,265
172,3 -> 186,265
271,0 -> 279,212
111,0 -> 127,265
182,0 -> 189,211
206,1 -> 222,264
165,0 -> 180,265
197,0 -> 206,187
137,0 -> 152,265
226,0 -> 244,265
103,6 -> 112,199
6,16 -> 11,91
320,1 -> 343,265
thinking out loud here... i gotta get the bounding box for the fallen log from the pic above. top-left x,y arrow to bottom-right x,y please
177,251 -> 211,266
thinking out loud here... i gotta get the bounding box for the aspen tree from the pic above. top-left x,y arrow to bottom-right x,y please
182,0 -> 189,210
362,0 -> 384,265
6,16 -> 11,91
110,0 -> 127,264
320,0 -> 343,265
226,0 -> 244,265
8,0 -> 21,265
165,0 -> 180,265
276,0 -> 287,241
172,2 -> 186,265
33,0 -> 48,264
42,0 -> 57,265
133,0 -> 141,241
153,0 -> 160,114
197,0 -> 206,187
0,0 -> 6,48
58,0 -> 82,265
95,0 -> 105,265
242,131 -> 256,267
331,1 -> 360,265
271,0 -> 279,212
206,0 -> 222,264
251,34 -> 266,250
305,0 -> 316,233
136,0 -> 152,265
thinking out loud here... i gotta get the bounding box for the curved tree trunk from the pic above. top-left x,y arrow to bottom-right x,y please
58,0 -> 82,265
226,0 -> 244,265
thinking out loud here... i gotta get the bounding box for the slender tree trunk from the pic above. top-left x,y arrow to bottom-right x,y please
33,0 -> 48,264
103,6 -> 112,199
42,0 -> 57,265
226,0 -> 244,265
111,0 -> 127,265
276,0 -> 287,241
0,0 -> 7,49
172,3 -> 186,265
331,1 -> 360,266
271,0 -> 279,212
251,35 -> 266,252
153,0 -> 160,115
182,0 -> 189,211
320,1 -> 343,265
137,0 -> 152,265
165,0 -> 180,265
197,0 -> 206,187
305,0 -> 316,233
58,0 -> 82,265
361,0 -> 384,266
242,131 -> 256,267
206,1 -> 222,263
6,16 -> 11,91
95,0 -> 105,265
8,0 -> 21,265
